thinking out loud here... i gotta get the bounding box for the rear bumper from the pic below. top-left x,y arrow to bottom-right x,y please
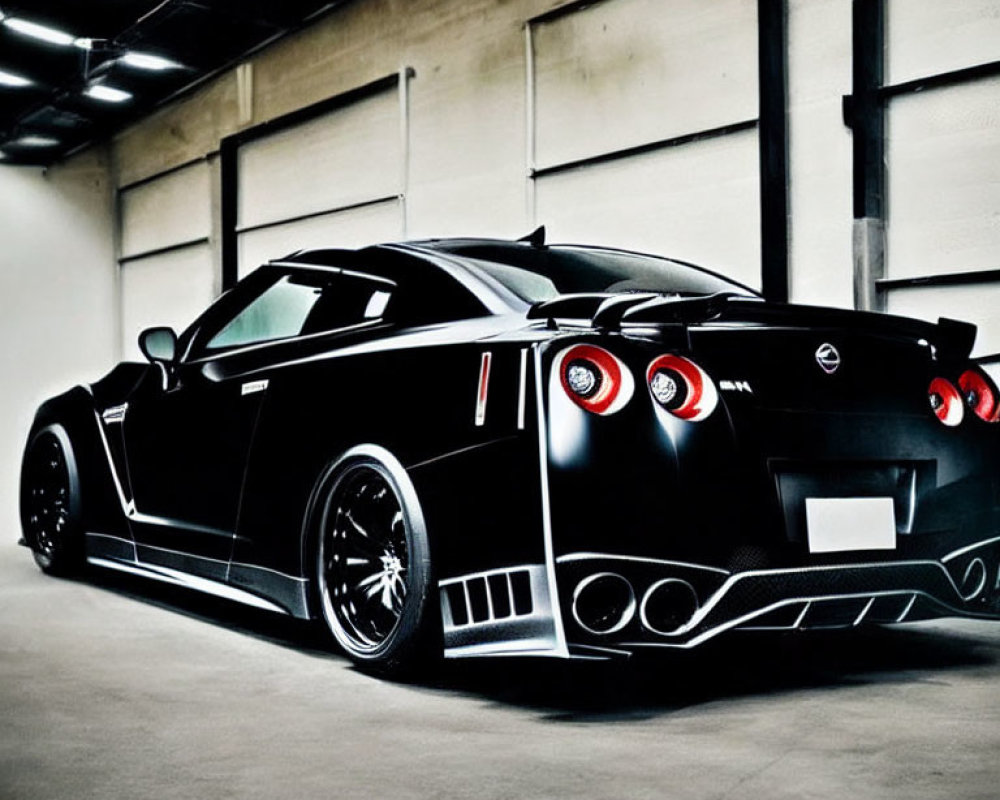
557,536 -> 1000,656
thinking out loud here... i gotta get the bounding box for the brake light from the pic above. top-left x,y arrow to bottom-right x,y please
928,377 -> 963,426
646,355 -> 718,421
557,344 -> 633,415
958,369 -> 999,423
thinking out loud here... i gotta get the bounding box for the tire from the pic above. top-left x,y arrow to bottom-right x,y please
314,448 -> 437,676
20,424 -> 84,576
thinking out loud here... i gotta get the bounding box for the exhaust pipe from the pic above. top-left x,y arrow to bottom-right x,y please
640,578 -> 699,635
571,573 -> 636,635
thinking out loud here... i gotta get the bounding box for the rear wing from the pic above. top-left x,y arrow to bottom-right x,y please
528,292 -> 978,360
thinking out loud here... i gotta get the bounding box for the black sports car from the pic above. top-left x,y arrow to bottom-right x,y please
20,229 -> 1000,673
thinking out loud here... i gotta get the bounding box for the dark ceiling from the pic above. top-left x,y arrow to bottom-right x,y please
0,1 -> 343,166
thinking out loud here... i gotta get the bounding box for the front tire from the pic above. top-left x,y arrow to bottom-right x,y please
314,449 -> 436,675
20,424 -> 84,576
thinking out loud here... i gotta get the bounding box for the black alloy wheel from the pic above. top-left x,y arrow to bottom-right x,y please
316,457 -> 434,674
21,426 -> 82,575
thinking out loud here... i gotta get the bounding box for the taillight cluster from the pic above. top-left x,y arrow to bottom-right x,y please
557,345 -> 717,420
645,354 -> 718,421
557,344 -> 634,415
958,369 -> 999,422
928,368 -> 999,426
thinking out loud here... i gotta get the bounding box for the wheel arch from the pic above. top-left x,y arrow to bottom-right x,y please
20,386 -> 114,538
299,443 -> 430,619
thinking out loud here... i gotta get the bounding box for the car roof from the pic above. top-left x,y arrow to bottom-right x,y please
266,236 -> 760,306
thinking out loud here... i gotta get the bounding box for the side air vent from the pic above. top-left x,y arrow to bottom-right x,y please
441,567 -> 535,628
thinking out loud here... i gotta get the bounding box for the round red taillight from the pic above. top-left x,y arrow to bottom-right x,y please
928,377 -> 963,427
557,344 -> 633,415
646,355 -> 718,421
958,369 -> 999,423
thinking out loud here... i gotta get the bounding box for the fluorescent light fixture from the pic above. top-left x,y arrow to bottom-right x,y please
73,37 -> 93,50
3,17 -> 76,47
0,68 -> 31,87
119,51 -> 181,71
84,84 -> 132,103
13,135 -> 59,147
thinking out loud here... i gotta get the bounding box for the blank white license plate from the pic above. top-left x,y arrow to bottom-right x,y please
805,497 -> 896,553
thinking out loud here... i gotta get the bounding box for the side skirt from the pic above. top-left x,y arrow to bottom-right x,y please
84,532 -> 309,618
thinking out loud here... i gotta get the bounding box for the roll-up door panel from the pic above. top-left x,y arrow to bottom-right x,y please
535,129 -> 761,288
887,283 -> 1000,357
120,244 -> 215,360
532,0 -> 758,169
885,0 -> 1000,85
237,199 -> 404,279
886,77 -> 1000,279
237,91 -> 402,231
120,162 -> 211,259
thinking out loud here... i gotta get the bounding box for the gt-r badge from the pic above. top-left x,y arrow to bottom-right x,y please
815,343 -> 841,374
719,380 -> 753,393
241,379 -> 269,396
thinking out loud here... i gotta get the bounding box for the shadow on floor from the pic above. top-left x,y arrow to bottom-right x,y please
78,563 -> 999,722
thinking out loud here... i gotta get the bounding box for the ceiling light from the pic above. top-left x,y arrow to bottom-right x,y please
3,17 -> 76,47
12,135 -> 60,147
0,68 -> 31,87
84,85 -> 132,103
73,38 -> 93,50
120,51 -> 181,71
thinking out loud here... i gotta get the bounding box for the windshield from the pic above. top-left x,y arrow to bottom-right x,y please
447,245 -> 758,304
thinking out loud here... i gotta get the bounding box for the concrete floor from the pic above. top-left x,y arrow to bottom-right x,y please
1,543 -> 999,800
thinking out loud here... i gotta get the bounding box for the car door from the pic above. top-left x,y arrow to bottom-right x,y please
121,266 -> 397,577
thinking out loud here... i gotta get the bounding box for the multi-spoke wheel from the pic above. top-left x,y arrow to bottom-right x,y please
315,451 -> 434,674
20,425 -> 82,575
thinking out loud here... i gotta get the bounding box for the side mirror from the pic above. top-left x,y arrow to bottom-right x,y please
138,327 -> 178,364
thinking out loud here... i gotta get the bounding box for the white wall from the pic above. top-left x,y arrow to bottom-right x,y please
0,151 -> 116,533
786,0 -> 854,309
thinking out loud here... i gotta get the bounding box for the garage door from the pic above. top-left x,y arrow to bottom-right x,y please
234,77 -> 407,279
881,0 -> 1000,356
528,0 -> 762,288
118,160 -> 216,360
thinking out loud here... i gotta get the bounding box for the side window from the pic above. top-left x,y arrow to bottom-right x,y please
197,269 -> 396,354
205,275 -> 322,350
299,273 -> 395,336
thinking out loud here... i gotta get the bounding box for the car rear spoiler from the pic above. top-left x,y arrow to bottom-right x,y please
528,292 -> 978,360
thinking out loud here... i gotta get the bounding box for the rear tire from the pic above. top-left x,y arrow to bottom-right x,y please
313,448 -> 437,676
20,424 -> 84,576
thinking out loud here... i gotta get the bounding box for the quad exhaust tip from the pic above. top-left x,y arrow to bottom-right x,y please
571,573 -> 636,635
640,578 -> 700,635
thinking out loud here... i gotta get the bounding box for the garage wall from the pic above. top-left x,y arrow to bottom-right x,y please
786,0 -> 854,309
118,160 -> 217,359
103,0 -> 1000,352
111,0 -> 775,308
881,0 -> 1000,355
234,78 -> 407,277
0,150 -> 116,533
529,0 -> 762,287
